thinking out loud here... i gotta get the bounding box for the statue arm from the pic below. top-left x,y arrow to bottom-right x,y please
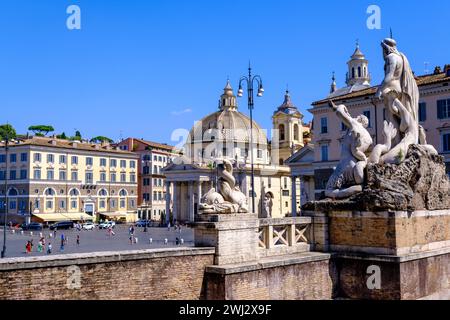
329,100 -> 355,128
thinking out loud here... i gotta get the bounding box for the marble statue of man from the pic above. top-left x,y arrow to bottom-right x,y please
370,38 -> 437,164
325,101 -> 373,199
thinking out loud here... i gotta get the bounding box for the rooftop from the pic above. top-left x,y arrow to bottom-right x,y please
129,138 -> 176,152
312,70 -> 450,106
0,136 -> 136,155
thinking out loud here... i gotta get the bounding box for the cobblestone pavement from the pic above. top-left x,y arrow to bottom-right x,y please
0,225 -> 194,258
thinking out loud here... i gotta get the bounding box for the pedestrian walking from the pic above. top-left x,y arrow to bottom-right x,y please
129,235 -> 133,245
167,222 -> 171,231
25,241 -> 31,254
47,242 -> 52,254
53,229 -> 57,238
60,234 -> 65,252
76,235 -> 80,246
37,239 -> 43,253
176,237 -> 180,246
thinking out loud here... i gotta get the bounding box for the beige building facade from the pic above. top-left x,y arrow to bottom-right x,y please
116,138 -> 179,222
0,136 -> 139,223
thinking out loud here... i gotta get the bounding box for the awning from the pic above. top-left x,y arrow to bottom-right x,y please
99,212 -> 128,218
32,213 -> 94,222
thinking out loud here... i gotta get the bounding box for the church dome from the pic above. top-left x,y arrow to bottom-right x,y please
187,81 -> 268,146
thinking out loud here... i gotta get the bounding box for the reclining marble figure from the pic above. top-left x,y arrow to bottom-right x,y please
325,100 -> 373,199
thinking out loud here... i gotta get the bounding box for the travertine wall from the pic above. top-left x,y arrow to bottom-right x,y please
0,248 -> 214,300
203,254 -> 335,300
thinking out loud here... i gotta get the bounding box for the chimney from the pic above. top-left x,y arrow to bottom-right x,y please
445,64 -> 450,77
50,135 -> 57,146
434,66 -> 442,74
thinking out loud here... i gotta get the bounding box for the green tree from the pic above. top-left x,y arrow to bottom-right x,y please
90,136 -> 114,144
0,124 -> 17,141
56,132 -> 67,139
28,125 -> 55,136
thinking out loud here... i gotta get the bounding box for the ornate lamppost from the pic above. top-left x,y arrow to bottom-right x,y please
237,64 -> 264,212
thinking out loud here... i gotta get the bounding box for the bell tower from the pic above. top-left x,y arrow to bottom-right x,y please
346,41 -> 371,87
272,90 -> 304,165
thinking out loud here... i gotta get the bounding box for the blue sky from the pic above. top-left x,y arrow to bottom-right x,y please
0,0 -> 449,145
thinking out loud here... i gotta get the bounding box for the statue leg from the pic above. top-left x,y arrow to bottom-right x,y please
353,161 -> 366,184
325,185 -> 363,199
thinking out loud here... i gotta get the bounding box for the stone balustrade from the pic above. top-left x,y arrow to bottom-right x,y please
257,217 -> 312,258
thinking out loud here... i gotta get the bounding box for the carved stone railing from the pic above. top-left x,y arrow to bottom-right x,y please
257,217 -> 312,258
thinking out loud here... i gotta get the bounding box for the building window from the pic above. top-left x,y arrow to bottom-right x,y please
110,173 -> 116,182
279,124 -> 285,141
320,117 -> 328,134
284,177 -> 288,189
60,200 -> 65,209
110,159 -> 117,167
10,154 -> 16,163
100,172 -> 106,182
130,173 -> 136,183
99,200 -> 106,209
282,190 -> 290,196
321,145 -> 329,161
419,102 -> 427,122
120,160 -> 126,168
10,201 -> 17,210
443,133 -> 450,152
143,166 -> 150,175
257,149 -> 263,159
47,170 -> 54,180
59,170 -> 66,181
71,170 -> 78,181
0,171 -> 5,180
363,110 -> 371,127
120,199 -> 126,209
437,99 -> 450,119
59,155 -> 66,164
20,169 -> 27,180
293,124 -> 299,141
130,161 -> 136,169
100,158 -> 107,166
0,155 -> 5,163
120,173 -> 126,182
20,153 -> 27,162
47,154 -> 54,163
143,178 -> 150,186
268,177 -> 272,188
71,156 -> 78,165
33,169 -> 41,180
85,172 -> 93,184
33,153 -> 41,162
9,170 -> 16,180
86,157 -> 93,166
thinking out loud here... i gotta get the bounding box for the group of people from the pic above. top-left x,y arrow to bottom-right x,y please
25,237 -> 53,254
24,233 -> 80,255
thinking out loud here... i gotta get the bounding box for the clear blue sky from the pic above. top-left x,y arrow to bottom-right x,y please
0,0 -> 449,145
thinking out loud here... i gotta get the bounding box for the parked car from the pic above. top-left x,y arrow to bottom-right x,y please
49,221 -> 74,230
98,221 -> 115,229
20,222 -> 43,231
135,220 -> 150,227
81,222 -> 96,231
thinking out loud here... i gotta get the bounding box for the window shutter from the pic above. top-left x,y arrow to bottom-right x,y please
437,100 -> 445,119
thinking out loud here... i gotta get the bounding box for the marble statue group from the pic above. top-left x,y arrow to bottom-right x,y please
325,38 -> 438,199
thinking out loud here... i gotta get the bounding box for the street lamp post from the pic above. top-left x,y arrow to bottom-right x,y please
237,64 -> 264,212
1,133 -> 9,258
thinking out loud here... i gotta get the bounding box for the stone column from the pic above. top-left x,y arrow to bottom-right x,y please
172,182 -> 178,224
291,176 -> 297,217
196,182 -> 202,215
188,182 -> 195,222
165,181 -> 171,225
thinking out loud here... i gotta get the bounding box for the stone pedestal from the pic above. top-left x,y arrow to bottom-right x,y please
191,213 -> 259,265
304,208 -> 450,299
